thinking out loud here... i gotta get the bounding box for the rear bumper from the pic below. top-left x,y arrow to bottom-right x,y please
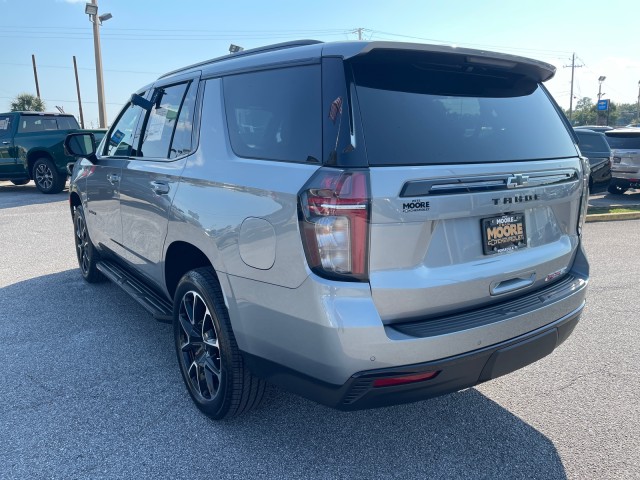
611,176 -> 640,189
228,243 -> 588,403
243,305 -> 582,410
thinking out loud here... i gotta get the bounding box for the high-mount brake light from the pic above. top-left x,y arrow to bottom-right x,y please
298,168 -> 370,281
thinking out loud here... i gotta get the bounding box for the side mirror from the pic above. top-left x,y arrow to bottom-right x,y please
130,93 -> 153,111
65,132 -> 97,159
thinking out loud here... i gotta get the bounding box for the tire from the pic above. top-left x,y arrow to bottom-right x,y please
33,157 -> 67,194
607,183 -> 628,195
173,268 -> 265,419
73,205 -> 105,283
11,179 -> 29,186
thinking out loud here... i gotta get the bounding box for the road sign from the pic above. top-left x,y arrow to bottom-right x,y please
597,99 -> 609,111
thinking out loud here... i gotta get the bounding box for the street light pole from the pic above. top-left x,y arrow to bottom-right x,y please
86,0 -> 109,128
597,76 -> 606,126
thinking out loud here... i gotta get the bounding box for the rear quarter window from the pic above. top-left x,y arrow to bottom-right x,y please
222,65 -> 321,163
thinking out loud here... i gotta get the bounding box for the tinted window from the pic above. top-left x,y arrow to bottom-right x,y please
169,82 -> 197,159
42,118 -> 58,130
605,133 -> 640,150
105,104 -> 144,157
223,65 -> 321,162
58,116 -> 80,130
575,132 -> 610,153
139,82 -> 189,159
0,115 -> 11,137
351,60 -> 577,165
18,117 -> 45,133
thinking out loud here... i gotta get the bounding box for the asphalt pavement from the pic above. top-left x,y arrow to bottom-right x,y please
1,181 -> 639,479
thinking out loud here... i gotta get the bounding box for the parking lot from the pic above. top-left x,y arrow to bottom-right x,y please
1,182 -> 639,480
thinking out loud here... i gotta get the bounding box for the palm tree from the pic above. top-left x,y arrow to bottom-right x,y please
10,93 -> 46,112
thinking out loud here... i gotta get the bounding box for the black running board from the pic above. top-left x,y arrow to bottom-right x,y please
96,260 -> 173,323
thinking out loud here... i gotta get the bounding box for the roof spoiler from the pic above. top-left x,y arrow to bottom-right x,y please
341,41 -> 556,82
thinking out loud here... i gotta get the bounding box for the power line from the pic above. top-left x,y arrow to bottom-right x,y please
365,29 -> 573,57
0,62 -> 160,75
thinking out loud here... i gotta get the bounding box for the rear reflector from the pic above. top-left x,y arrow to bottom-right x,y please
372,370 -> 440,388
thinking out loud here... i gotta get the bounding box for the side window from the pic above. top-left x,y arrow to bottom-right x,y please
104,103 -> 144,157
139,82 -> 189,159
222,65 -> 321,162
18,117 -> 44,133
169,82 -> 198,159
0,116 -> 11,137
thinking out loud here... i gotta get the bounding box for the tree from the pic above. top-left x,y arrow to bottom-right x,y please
10,93 -> 45,112
567,97 -> 597,126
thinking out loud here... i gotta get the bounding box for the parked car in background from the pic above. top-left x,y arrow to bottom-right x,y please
66,40 -> 589,419
0,111 -> 105,193
573,128 -> 612,193
574,125 -> 614,133
605,128 -> 640,194
625,123 -> 640,128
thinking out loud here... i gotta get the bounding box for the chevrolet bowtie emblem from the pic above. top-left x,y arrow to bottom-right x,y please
506,174 -> 530,188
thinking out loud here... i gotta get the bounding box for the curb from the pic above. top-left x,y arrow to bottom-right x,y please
586,211 -> 640,223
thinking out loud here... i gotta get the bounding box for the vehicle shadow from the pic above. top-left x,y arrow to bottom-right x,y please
1,270 -> 566,480
0,181 -> 69,209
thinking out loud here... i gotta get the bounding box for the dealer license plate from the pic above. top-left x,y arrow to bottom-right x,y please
481,213 -> 527,255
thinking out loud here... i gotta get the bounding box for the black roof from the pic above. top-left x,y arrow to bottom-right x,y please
159,40 -> 556,83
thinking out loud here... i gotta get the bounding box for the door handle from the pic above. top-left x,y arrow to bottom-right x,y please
106,173 -> 120,185
151,181 -> 170,195
490,273 -> 535,296
1,141 -> 9,145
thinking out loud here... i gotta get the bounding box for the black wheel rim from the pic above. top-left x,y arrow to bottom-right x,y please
35,163 -> 53,190
178,291 -> 222,401
75,213 -> 90,275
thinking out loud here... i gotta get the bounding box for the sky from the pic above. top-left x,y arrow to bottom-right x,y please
1,0 -> 639,127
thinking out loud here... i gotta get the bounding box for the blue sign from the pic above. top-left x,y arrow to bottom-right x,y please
597,99 -> 609,111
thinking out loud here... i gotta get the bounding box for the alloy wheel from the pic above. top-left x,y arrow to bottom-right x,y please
75,213 -> 90,274
177,291 -> 222,401
35,163 -> 53,190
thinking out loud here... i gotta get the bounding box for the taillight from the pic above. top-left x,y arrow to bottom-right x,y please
298,168 -> 370,282
577,156 -> 590,236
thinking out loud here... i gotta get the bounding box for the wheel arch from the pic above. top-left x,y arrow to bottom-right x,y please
165,241 -> 225,302
69,191 -> 82,216
26,150 -> 53,178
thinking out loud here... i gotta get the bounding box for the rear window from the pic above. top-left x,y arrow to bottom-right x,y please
605,133 -> 640,150
574,131 -> 610,153
351,59 -> 577,165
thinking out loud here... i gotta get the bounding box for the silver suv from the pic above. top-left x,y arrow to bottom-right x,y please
604,128 -> 640,194
66,40 -> 589,419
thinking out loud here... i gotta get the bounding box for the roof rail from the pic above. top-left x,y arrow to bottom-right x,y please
159,39 -> 323,79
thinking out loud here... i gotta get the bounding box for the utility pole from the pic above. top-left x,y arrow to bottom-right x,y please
563,53 -> 582,122
356,27 -> 363,40
87,0 -> 108,128
31,54 -> 41,99
73,56 -> 85,129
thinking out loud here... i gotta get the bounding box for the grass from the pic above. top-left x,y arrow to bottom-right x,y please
587,206 -> 640,215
